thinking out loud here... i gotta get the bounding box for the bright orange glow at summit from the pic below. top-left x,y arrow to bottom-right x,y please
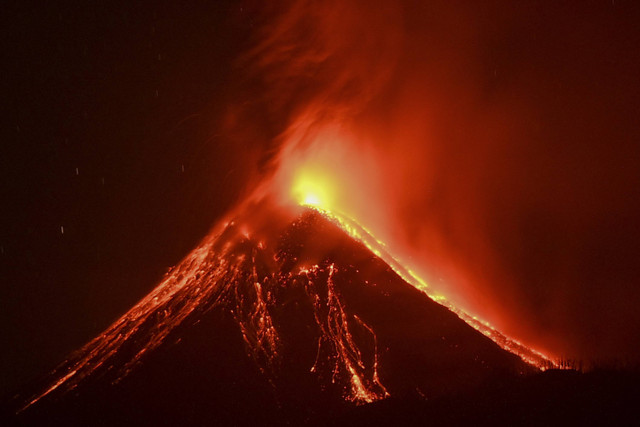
292,166 -> 337,209
280,135 -> 558,370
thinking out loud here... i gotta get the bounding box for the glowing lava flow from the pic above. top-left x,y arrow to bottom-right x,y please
271,122 -> 557,369
306,263 -> 388,403
20,212 -> 390,411
20,168 -> 556,413
297,201 -> 557,370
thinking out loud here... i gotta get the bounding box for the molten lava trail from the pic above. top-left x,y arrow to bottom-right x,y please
20,213 -> 390,410
20,200 -> 557,412
305,205 -> 557,370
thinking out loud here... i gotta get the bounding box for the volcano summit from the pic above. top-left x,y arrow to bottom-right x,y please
10,199 -> 552,425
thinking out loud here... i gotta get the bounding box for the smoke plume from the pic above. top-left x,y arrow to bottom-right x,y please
228,0 -> 640,363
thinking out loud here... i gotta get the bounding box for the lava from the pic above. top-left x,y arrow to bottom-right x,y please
271,136 -> 558,369
300,205 -> 556,371
20,187 -> 556,414
306,263 -> 388,403
20,120 -> 559,413
20,206 -> 392,410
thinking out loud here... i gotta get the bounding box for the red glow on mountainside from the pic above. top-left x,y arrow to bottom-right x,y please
236,0 -> 590,364
260,131 -> 557,369
20,204 -> 393,410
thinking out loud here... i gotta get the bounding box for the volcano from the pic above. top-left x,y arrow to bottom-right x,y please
12,202 -> 548,425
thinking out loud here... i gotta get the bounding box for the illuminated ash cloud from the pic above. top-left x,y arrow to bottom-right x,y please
230,0 -> 640,364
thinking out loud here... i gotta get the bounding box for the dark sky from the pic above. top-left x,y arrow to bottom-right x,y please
2,0 -> 640,398
0,1 -> 254,396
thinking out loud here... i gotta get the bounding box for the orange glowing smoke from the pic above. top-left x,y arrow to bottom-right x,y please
234,0 -> 576,363
258,137 -> 556,369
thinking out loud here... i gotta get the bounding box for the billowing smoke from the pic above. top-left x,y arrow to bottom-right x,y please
227,0 -> 640,364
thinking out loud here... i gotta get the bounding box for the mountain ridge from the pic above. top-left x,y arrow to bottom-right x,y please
11,206 -> 538,425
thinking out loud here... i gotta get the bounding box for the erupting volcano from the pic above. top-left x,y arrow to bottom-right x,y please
14,161 -> 558,424
5,1 -> 640,425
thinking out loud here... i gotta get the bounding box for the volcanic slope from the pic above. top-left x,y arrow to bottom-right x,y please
12,208 -> 536,425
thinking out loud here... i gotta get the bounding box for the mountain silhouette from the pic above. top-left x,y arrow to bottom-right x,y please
10,204 -> 541,425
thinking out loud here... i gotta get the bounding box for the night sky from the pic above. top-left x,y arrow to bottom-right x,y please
1,1 -> 253,395
2,1 -> 640,398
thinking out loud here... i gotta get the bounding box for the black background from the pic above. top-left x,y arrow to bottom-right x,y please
1,1 -> 253,396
